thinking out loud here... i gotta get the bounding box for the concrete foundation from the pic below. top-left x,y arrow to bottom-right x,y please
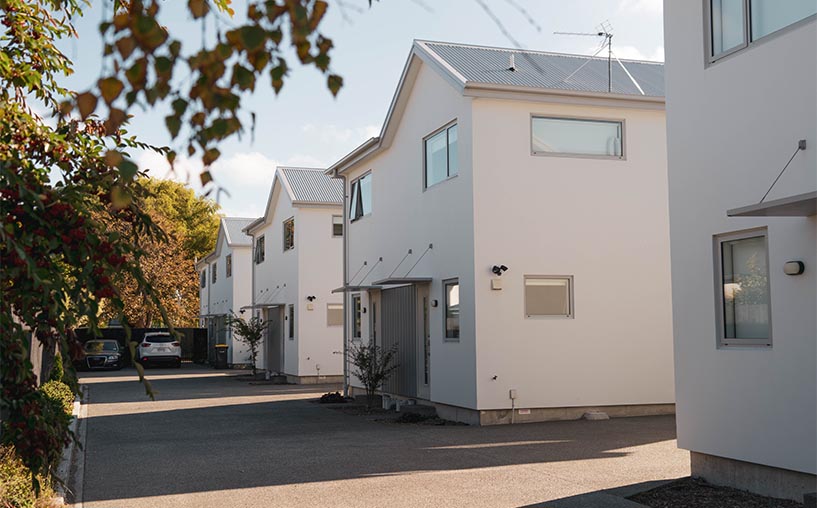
691,451 -> 817,503
285,374 -> 344,385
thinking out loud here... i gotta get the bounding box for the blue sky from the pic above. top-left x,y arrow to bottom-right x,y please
64,0 -> 664,217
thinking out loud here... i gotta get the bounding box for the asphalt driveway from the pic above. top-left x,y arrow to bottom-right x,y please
74,364 -> 688,507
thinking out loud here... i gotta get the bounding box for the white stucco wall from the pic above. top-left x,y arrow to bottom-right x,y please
296,206 -> 344,377
664,2 -> 816,474
470,97 -> 675,411
343,61 -> 478,409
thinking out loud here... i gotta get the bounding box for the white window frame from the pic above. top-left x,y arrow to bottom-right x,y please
713,228 -> 772,348
255,235 -> 265,264
349,172 -> 372,223
705,0 -> 817,64
423,121 -> 459,189
332,215 -> 343,237
530,115 -> 625,160
283,217 -> 295,252
524,275 -> 574,319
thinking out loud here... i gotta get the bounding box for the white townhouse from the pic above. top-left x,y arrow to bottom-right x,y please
664,1 -> 816,501
327,40 -> 675,425
197,217 -> 256,366
243,167 -> 345,384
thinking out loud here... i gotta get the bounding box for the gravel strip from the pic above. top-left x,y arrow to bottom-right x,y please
629,477 -> 804,508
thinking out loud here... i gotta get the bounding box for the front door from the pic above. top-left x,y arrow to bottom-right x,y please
381,285 -> 417,397
416,285 -> 431,400
265,307 -> 283,374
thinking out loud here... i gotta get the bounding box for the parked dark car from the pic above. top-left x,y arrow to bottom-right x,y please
76,339 -> 125,371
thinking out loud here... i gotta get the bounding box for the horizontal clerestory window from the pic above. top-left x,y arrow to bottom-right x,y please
532,116 -> 623,158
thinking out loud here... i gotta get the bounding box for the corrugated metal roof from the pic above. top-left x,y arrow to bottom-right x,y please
422,41 -> 664,97
222,217 -> 256,246
279,167 -> 343,205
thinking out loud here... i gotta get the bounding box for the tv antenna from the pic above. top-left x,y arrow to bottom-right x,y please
555,21 -> 616,93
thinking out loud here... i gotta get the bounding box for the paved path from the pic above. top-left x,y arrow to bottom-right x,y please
75,364 -> 688,507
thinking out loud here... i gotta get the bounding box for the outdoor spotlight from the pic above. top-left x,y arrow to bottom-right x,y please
306,295 -> 317,302
491,265 -> 509,276
239,309 -> 246,315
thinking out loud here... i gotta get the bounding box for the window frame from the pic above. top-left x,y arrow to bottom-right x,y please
200,270 -> 207,289
287,304 -> 295,340
713,228 -> 773,348
349,172 -> 372,223
283,217 -> 295,252
327,303 -> 343,326
443,278 -> 460,342
530,115 -> 626,160
255,235 -> 265,264
332,215 -> 343,237
423,121 -> 459,189
211,262 -> 217,284
523,275 -> 575,319
226,254 -> 232,278
351,294 -> 362,340
705,0 -> 817,65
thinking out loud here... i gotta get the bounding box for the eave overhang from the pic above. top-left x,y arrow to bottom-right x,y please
727,191 -> 817,217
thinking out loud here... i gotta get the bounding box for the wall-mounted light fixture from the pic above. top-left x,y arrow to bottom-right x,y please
784,261 -> 805,276
431,299 -> 439,308
306,295 -> 317,302
491,265 -> 509,276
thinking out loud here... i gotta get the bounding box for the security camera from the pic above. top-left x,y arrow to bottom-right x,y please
306,296 -> 317,302
491,265 -> 509,276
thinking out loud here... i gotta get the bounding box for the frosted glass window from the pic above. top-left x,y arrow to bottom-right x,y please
327,303 -> 343,326
525,277 -> 572,317
720,234 -> 770,344
711,0 -> 746,56
532,117 -> 622,157
750,0 -> 816,40
425,124 -> 458,188
444,279 -> 460,340
351,295 -> 362,339
332,215 -> 343,237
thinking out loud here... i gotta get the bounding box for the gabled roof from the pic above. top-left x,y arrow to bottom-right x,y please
279,167 -> 343,205
327,39 -> 664,176
222,217 -> 256,246
244,166 -> 341,235
419,40 -> 664,97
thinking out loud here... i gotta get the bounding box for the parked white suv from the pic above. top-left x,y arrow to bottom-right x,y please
137,332 -> 182,368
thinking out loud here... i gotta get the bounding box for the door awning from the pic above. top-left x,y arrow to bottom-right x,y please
371,277 -> 433,286
331,285 -> 383,294
239,303 -> 285,311
727,191 -> 817,217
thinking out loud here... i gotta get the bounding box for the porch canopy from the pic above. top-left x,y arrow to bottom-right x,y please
727,191 -> 817,217
238,303 -> 286,311
371,277 -> 432,286
331,285 -> 383,294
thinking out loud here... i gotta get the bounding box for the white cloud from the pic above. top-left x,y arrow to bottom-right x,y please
618,0 -> 662,15
301,123 -> 380,160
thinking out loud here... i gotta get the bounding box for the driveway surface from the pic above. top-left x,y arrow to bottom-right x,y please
75,364 -> 688,507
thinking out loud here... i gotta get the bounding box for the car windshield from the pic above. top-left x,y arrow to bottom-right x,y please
144,335 -> 173,343
85,341 -> 118,352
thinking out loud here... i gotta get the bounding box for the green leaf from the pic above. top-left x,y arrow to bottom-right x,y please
171,98 -> 188,116
76,92 -> 98,119
202,148 -> 220,166
117,158 -> 139,180
200,170 -> 213,186
327,74 -> 343,97
98,77 -> 124,105
239,26 -> 267,52
165,115 -> 182,139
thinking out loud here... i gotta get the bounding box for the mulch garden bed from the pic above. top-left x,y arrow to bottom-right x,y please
629,477 -> 804,508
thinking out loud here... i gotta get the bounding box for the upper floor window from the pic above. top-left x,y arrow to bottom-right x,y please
254,235 -> 265,264
715,229 -> 771,347
350,173 -> 372,222
532,116 -> 623,158
424,123 -> 458,188
332,215 -> 343,237
709,0 -> 816,61
200,271 -> 206,288
211,262 -> 217,284
226,254 -> 232,278
283,217 -> 295,251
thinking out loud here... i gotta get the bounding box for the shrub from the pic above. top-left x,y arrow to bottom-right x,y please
40,381 -> 74,416
319,392 -> 347,404
48,352 -> 64,383
347,342 -> 399,409
0,446 -> 58,508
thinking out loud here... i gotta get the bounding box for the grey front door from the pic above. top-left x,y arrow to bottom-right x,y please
381,285 -> 417,397
266,307 -> 283,373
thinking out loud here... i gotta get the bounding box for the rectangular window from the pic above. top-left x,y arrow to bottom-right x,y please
444,279 -> 460,341
200,271 -> 206,288
525,276 -> 573,318
211,262 -> 217,284
287,304 -> 295,340
351,294 -> 362,339
327,303 -> 343,326
332,215 -> 343,237
283,217 -> 295,251
255,235 -> 265,264
531,117 -> 623,158
349,173 -> 372,222
424,123 -> 458,188
716,230 -> 771,346
226,254 -> 232,278
709,0 -> 816,60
